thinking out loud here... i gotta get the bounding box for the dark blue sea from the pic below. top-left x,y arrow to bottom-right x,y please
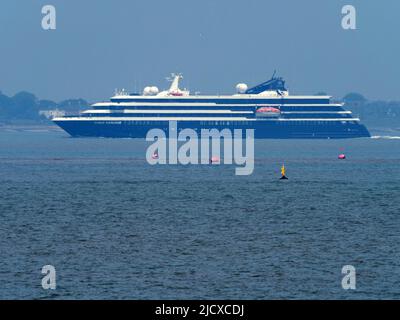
0,128 -> 400,299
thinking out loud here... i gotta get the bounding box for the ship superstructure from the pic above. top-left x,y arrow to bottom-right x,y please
53,73 -> 370,139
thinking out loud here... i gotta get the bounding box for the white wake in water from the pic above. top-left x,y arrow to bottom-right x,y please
371,136 -> 400,139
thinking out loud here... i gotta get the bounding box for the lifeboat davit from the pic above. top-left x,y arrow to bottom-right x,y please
256,106 -> 281,118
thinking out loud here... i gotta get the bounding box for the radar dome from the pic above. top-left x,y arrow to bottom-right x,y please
236,83 -> 248,94
150,86 -> 159,95
143,86 -> 152,96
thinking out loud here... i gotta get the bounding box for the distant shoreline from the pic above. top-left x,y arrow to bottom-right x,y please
0,123 -> 62,131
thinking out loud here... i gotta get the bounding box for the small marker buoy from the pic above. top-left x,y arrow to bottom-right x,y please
280,164 -> 288,180
338,154 -> 346,160
210,156 -> 220,164
152,151 -> 159,160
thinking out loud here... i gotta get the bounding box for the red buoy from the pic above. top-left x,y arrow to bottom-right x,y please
338,154 -> 346,160
152,151 -> 159,160
210,156 -> 220,164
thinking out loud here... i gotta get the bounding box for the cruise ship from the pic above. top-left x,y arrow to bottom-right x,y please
53,73 -> 370,139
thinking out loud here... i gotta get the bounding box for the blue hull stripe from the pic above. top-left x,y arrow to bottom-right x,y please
54,120 -> 371,139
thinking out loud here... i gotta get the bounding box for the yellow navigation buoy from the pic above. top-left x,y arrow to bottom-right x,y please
280,164 -> 288,180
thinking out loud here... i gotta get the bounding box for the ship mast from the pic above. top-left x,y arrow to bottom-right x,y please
168,73 -> 183,92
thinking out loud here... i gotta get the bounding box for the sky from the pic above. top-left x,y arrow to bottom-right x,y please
0,0 -> 399,102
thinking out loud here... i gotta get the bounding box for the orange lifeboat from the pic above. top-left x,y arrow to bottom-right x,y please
256,106 -> 281,118
170,91 -> 183,96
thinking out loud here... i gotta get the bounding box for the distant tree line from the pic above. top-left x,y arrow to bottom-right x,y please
341,93 -> 400,129
0,90 -> 89,122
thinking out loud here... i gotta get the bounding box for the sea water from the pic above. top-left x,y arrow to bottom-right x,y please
0,129 -> 399,299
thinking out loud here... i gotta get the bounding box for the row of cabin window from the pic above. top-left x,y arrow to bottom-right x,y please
96,120 -> 356,126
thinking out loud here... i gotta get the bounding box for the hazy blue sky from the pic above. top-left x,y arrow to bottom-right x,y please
0,0 -> 399,102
